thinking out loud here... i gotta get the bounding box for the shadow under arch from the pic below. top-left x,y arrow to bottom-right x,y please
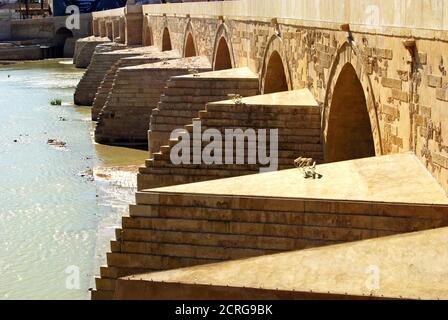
212,23 -> 235,70
325,63 -> 375,162
143,18 -> 153,46
162,27 -> 172,51
322,42 -> 383,161
260,35 -> 292,94
55,27 -> 73,46
263,50 -> 288,94
183,21 -> 197,57
184,33 -> 196,57
55,27 -> 73,57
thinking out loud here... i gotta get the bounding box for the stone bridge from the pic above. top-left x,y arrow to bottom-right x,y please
74,0 -> 448,300
0,14 -> 91,58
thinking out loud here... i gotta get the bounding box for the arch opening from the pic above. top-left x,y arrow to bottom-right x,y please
184,33 -> 196,57
54,27 -> 73,58
214,37 -> 232,70
325,63 -> 375,163
143,26 -> 153,46
263,50 -> 288,94
162,27 -> 172,51
55,27 -> 73,46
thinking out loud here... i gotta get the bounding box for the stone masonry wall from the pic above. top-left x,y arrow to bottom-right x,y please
141,13 -> 448,193
73,36 -> 112,68
89,2 -> 448,192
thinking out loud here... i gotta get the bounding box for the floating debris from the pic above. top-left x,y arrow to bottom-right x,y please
47,139 -> 66,148
78,168 -> 94,182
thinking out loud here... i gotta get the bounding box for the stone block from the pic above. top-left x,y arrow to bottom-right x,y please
382,77 -> 402,90
427,75 -> 442,88
436,88 -> 448,101
376,48 -> 393,60
418,53 -> 427,65
391,89 -> 409,102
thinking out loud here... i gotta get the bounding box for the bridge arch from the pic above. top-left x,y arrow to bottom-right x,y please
260,35 -> 292,94
212,23 -> 235,70
183,22 -> 197,57
143,17 -> 153,46
55,27 -> 73,47
323,42 -> 383,162
161,27 -> 172,51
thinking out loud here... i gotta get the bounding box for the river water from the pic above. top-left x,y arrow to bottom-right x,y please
0,59 -> 147,299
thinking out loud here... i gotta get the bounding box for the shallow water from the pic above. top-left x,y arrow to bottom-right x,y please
0,59 -> 147,299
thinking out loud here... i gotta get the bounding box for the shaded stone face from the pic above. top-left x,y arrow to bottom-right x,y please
92,19 -> 100,37
114,224 -> 448,300
325,63 -> 375,163
263,50 -> 288,94
125,13 -> 143,45
214,37 -> 232,70
74,45 -> 153,105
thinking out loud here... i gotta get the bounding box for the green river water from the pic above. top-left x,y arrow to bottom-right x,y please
0,59 -> 147,299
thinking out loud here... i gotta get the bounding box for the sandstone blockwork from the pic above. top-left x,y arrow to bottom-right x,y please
86,4 -> 448,300
87,9 -> 448,191
143,18 -> 154,46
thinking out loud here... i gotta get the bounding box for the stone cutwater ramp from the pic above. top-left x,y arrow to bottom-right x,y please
74,46 -> 155,105
139,89 -> 322,190
94,56 -> 212,147
91,49 -> 180,121
73,36 -> 116,68
92,153 -> 448,299
114,226 -> 448,300
149,67 -> 260,157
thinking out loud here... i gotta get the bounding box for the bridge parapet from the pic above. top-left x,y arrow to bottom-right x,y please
141,0 -> 448,34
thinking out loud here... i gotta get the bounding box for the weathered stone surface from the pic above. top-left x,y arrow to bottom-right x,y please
148,67 -> 260,156
95,55 -> 210,146
91,47 -> 172,120
436,87 -> 448,101
115,226 -> 448,300
391,89 -> 409,102
87,1 -> 448,300
381,77 -> 402,90
94,154 -> 448,299
427,74 -> 443,88
74,46 -> 155,105
139,89 -> 322,190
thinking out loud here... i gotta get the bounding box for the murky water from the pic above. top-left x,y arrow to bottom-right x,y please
0,59 -> 147,299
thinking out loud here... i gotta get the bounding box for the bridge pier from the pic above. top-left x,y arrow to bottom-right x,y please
95,55 -> 211,146
112,18 -> 120,42
124,6 -> 143,46
92,48 -> 180,121
74,46 -> 153,105
92,19 -> 100,37
118,17 -> 126,44
99,19 -> 107,38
